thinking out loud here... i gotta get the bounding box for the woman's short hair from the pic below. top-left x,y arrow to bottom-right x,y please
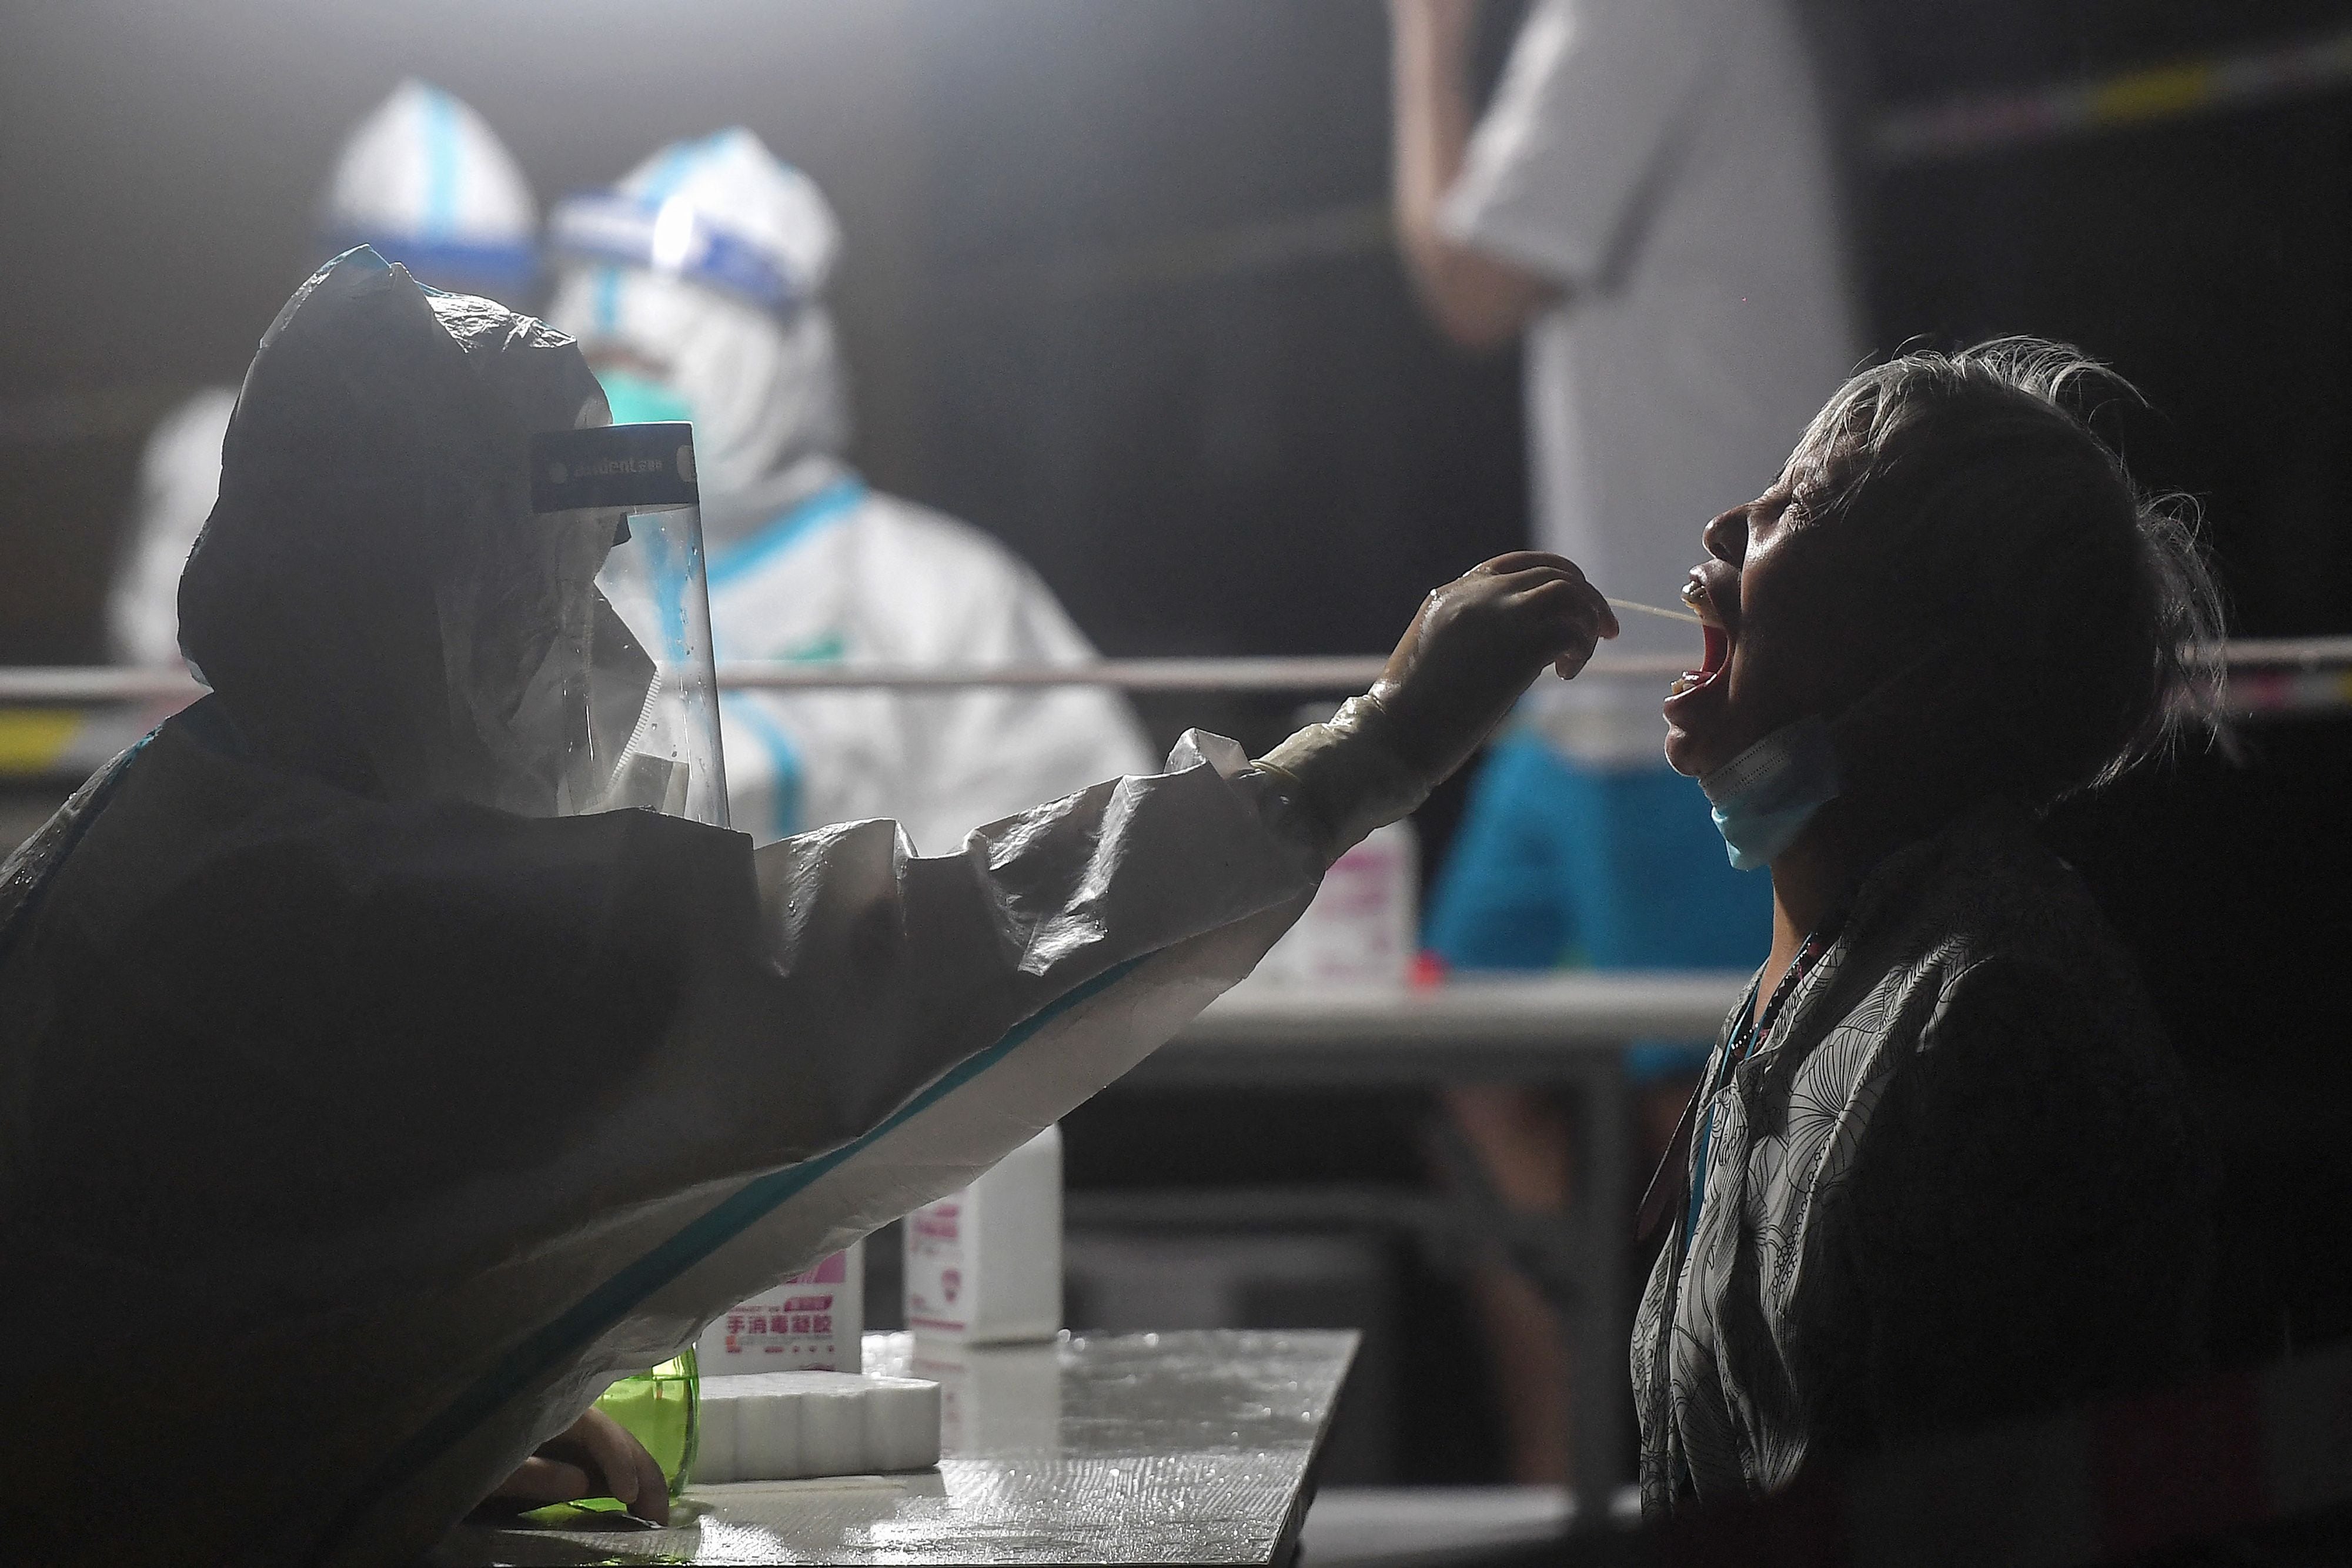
1789,337 -> 2226,809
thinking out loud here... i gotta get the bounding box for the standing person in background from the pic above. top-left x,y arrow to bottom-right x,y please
108,80 -> 543,672
545,130 -> 1154,851
1389,0 -> 1862,1484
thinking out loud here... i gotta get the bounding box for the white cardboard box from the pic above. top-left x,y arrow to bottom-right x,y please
903,1126 -> 1061,1344
694,1239 -> 864,1374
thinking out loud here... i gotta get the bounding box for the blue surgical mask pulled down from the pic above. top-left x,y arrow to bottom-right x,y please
598,370 -> 696,427
1700,715 -> 1841,871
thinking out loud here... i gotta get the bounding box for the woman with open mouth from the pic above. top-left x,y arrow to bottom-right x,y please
1632,338 -> 2224,1514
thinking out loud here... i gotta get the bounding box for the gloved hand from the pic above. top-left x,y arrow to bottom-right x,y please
1259,552 -> 1618,860
473,1407 -> 671,1524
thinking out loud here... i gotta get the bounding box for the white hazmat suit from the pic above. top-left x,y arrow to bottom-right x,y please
546,130 -> 1154,852
106,79 -> 540,668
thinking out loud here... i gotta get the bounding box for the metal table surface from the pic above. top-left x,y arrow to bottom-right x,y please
432,1329 -> 1357,1566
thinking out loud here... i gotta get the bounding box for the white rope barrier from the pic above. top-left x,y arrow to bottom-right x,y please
1,643 -> 2350,704
716,654 -> 1398,693
2213,634 -> 2352,668
0,669 -> 206,703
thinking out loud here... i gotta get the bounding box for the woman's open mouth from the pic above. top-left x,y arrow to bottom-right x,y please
1668,580 -> 1730,697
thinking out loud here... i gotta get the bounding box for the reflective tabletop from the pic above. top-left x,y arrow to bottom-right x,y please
432,1329 -> 1358,1566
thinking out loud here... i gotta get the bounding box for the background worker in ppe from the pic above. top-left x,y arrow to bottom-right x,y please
0,248 -> 1620,1568
1388,0 -> 1862,1482
106,78 -> 542,672
545,129 -> 1155,854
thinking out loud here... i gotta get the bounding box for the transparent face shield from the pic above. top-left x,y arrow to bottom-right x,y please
529,422 -> 730,828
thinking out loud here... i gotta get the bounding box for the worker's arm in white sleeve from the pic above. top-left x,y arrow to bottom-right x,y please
648,729 -> 1324,1194
71,557 -> 1616,1265
460,555 -> 1621,1242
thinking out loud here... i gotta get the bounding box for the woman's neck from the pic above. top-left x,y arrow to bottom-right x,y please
1755,799 -> 1909,1026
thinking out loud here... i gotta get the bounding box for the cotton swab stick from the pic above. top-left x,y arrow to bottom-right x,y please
1605,597 -> 1703,627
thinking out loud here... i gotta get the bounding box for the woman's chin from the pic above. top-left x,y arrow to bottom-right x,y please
1662,726 -> 1708,778
1665,703 -> 1766,780
1662,681 -> 1729,776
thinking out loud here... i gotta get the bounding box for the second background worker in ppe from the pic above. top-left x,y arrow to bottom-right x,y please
546,128 -> 1154,853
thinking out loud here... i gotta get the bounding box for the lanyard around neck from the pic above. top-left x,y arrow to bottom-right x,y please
1633,922 -> 1840,1245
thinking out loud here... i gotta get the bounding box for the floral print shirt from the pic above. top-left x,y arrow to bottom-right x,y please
1631,803 -> 2212,1514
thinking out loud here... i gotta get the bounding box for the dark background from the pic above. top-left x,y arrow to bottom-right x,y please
8,1 -> 2351,664
6,0 -> 2351,1473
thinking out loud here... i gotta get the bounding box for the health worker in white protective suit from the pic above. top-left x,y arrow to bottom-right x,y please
107,79 -> 542,671
544,129 -> 1155,852
0,248 -> 1620,1567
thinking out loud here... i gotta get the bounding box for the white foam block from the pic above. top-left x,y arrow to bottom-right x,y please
694,1372 -> 942,1485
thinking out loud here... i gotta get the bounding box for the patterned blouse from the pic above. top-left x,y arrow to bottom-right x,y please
1631,803 -> 2213,1514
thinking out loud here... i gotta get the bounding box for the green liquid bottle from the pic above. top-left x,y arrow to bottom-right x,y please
592,1349 -> 700,1501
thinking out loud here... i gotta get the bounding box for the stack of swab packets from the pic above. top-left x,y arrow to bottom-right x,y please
693,1370 -> 941,1484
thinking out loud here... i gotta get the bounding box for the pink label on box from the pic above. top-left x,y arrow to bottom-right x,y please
789,1252 -> 848,1286
700,1248 -> 858,1370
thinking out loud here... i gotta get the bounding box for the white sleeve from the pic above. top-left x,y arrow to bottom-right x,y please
1441,0 -> 1719,291
288,733 -> 1327,1563
6,717 -> 1334,1567
693,731 -> 1310,1184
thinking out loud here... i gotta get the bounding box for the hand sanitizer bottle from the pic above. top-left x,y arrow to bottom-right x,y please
593,1351 -> 700,1499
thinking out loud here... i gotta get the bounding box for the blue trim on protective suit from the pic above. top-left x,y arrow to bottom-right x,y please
703,480 -> 867,844
422,86 -> 459,236
312,952 -> 1148,1559
704,477 -> 866,592
592,264 -> 622,334
563,137 -> 701,336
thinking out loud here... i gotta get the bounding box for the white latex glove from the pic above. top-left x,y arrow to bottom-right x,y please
1259,551 -> 1618,859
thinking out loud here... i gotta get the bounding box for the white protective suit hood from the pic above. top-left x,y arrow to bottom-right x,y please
545,129 -> 850,543
318,79 -> 540,299
179,246 -> 613,814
